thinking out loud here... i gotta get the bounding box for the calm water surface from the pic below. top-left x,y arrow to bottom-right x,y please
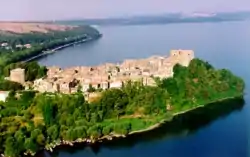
38,21 -> 250,157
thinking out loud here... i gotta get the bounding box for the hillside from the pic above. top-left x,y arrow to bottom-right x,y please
0,22 -> 76,34
0,23 -> 100,66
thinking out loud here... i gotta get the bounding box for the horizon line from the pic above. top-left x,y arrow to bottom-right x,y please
0,10 -> 249,23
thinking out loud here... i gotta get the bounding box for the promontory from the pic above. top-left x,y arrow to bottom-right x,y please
0,45 -> 245,156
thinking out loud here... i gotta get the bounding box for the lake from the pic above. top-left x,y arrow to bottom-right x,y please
38,21 -> 250,157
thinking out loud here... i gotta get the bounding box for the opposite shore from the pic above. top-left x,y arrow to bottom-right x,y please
24,95 -> 243,156
24,34 -> 102,63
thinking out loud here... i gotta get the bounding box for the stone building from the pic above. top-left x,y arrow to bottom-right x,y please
170,49 -> 194,67
33,78 -> 57,93
10,68 -> 25,84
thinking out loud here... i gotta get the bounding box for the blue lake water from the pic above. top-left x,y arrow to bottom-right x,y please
38,21 -> 250,157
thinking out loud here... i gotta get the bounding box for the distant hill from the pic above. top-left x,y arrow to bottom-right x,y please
55,11 -> 250,26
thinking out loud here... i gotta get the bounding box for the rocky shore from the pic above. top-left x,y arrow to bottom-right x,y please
44,133 -> 126,152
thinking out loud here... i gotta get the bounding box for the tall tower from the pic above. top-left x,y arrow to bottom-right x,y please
10,68 -> 25,84
170,50 -> 194,67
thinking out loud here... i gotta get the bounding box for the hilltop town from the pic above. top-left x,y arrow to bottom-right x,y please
0,47 -> 245,157
4,49 -> 194,101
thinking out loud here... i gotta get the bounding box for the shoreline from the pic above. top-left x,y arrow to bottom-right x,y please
128,95 -> 241,135
17,95 -> 242,157
23,34 -> 102,63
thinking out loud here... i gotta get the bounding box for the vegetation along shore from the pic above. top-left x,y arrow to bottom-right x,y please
0,51 -> 245,157
23,35 -> 99,63
44,96 -> 244,156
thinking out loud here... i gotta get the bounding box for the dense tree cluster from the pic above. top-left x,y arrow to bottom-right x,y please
0,26 -> 101,66
0,59 -> 245,157
0,80 -> 24,91
0,61 -> 46,91
2,61 -> 47,81
156,59 -> 245,111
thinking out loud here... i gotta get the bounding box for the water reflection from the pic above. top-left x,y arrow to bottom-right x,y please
40,97 -> 245,157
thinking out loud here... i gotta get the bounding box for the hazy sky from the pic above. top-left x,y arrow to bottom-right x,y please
1,0 -> 250,21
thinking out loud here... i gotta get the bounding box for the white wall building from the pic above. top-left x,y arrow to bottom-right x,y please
1,43 -> 8,47
110,81 -> 123,88
0,91 -> 9,102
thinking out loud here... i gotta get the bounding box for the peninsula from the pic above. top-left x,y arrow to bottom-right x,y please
0,50 -> 245,157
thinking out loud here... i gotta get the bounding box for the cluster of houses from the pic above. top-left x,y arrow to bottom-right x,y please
15,44 -> 32,49
0,42 -> 32,50
0,49 -> 194,102
33,50 -> 194,94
